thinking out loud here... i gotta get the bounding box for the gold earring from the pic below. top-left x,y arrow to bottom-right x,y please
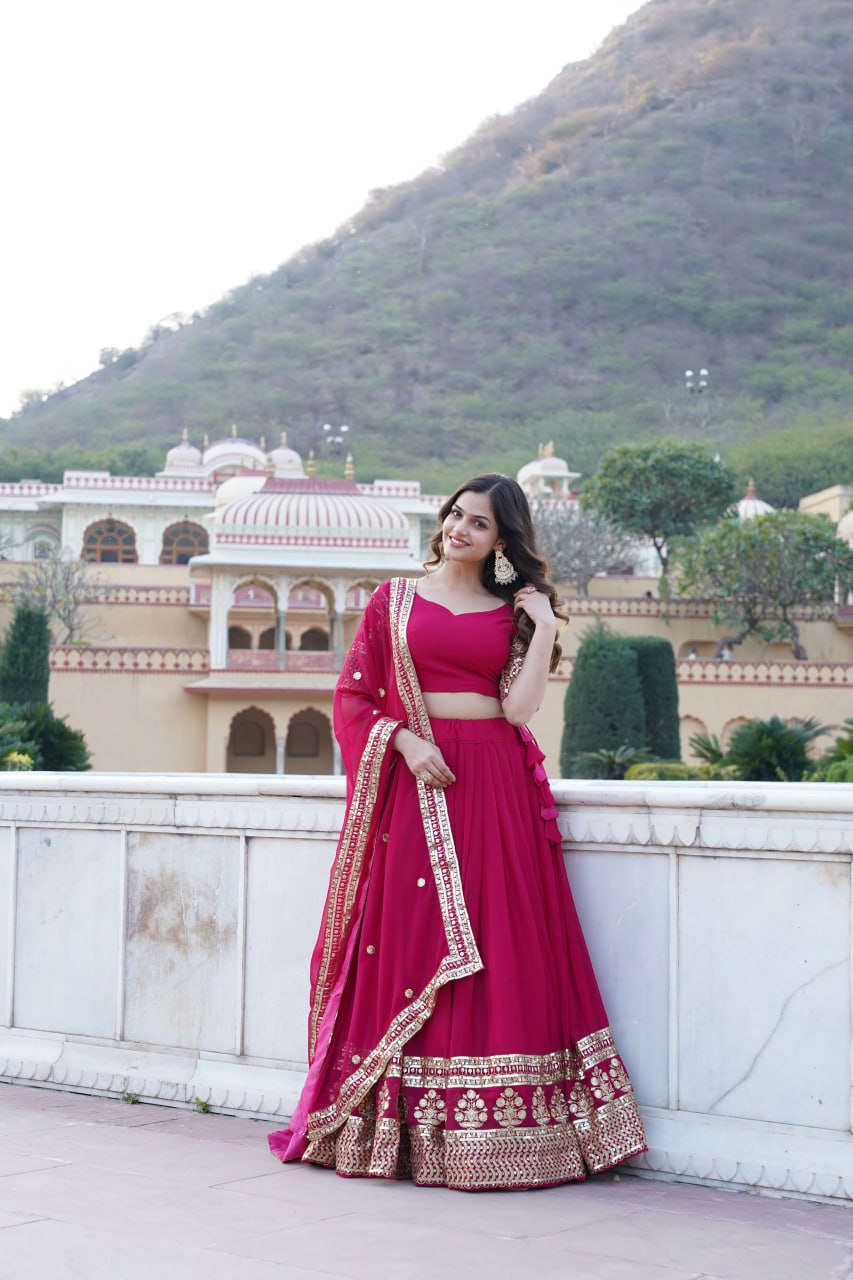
493,547 -> 517,585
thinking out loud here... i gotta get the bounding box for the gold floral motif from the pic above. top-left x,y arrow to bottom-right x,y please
532,1086 -> 550,1127
589,1067 -> 616,1103
549,1086 -> 571,1124
454,1089 -> 488,1129
566,1081 -> 594,1119
413,1088 -> 446,1127
493,1087 -> 527,1129
375,1077 -> 392,1120
607,1056 -> 632,1093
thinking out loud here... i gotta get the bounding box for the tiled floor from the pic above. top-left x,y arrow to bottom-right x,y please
1,1082 -> 851,1279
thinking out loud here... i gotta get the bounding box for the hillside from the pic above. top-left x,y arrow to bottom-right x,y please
6,0 -> 853,500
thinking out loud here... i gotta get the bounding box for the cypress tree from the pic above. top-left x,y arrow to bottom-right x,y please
625,636 -> 681,761
0,604 -> 51,705
560,622 -> 645,776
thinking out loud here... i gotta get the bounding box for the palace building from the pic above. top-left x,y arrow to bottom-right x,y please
0,435 -> 850,773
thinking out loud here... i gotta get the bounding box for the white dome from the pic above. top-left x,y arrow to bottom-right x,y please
737,481 -> 774,520
268,432 -> 305,478
202,427 -> 267,477
214,472 -> 267,510
517,443 -> 580,498
216,479 -> 410,551
163,430 -> 203,474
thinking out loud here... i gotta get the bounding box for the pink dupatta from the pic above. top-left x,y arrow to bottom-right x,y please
270,577 -> 483,1160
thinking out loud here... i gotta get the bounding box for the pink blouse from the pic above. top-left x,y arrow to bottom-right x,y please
407,592 -> 515,698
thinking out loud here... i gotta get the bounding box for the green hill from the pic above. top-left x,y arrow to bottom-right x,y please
6,0 -> 853,501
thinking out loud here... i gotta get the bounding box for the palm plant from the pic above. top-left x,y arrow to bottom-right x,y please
688,732 -> 725,766
724,716 -> 828,782
572,745 -> 650,780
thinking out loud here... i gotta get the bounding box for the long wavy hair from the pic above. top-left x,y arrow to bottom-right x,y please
424,473 -> 568,670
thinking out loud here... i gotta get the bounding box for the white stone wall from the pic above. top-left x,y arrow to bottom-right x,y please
1,773 -> 852,1204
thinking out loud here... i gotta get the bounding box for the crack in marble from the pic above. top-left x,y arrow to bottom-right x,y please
709,957 -> 846,1113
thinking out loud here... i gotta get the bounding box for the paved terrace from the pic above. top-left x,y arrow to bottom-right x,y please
1,1084 -> 851,1280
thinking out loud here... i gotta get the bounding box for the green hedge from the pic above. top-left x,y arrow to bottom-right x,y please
624,636 -> 680,761
561,623 -> 645,776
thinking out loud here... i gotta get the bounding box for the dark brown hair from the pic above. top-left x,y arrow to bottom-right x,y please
424,473 -> 568,670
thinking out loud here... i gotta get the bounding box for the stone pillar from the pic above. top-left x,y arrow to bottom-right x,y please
275,737 -> 285,775
331,579 -> 349,670
273,578 -> 291,672
208,573 -> 232,669
332,738 -> 342,777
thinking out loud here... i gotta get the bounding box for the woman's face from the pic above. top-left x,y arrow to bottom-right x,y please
441,491 -> 503,567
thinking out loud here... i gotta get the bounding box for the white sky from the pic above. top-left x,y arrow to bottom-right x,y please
0,0 -> 644,420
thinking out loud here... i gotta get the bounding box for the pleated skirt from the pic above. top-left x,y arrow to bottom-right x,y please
273,717 -> 646,1190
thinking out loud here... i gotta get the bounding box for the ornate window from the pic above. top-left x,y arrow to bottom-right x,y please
33,539 -> 54,561
81,518 -> 138,564
159,520 -> 209,565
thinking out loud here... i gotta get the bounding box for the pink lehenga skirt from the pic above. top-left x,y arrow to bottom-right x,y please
269,718 -> 646,1190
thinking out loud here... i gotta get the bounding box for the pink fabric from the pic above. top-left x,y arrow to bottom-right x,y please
268,579 -> 646,1186
406,593 -> 514,697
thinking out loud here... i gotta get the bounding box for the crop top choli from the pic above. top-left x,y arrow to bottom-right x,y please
407,592 -> 515,698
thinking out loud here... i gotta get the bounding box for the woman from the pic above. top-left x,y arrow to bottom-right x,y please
268,474 -> 646,1190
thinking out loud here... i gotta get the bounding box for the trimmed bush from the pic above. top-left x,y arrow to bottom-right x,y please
625,762 -> 700,781
809,757 -> 853,782
625,636 -> 680,761
0,702 -> 90,772
0,604 -> 50,705
561,622 -> 645,776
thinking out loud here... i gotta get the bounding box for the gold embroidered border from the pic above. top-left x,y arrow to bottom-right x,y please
399,1048 -> 580,1091
308,712 -> 401,1058
577,1026 -> 620,1068
304,1116 -> 603,1190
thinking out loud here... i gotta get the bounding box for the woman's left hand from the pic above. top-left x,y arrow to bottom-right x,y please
513,584 -> 558,629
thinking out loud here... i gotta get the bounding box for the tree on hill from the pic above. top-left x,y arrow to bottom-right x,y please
583,442 -> 739,575
676,510 -> 853,658
561,623 -> 646,777
531,502 -> 636,594
0,605 -> 50,704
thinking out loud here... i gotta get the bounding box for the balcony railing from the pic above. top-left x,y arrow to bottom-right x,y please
226,649 -> 339,672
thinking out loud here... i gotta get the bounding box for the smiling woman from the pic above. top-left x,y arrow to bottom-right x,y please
268,473 -> 646,1190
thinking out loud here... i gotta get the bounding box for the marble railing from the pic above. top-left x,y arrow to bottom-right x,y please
1,774 -> 851,1204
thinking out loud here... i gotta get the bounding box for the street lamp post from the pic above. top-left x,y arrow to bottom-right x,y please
684,368 -> 709,394
322,423 -> 350,454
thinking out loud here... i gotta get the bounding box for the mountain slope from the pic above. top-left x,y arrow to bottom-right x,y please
7,0 -> 853,496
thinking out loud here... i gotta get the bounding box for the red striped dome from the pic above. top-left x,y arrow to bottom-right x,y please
216,479 -> 410,550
